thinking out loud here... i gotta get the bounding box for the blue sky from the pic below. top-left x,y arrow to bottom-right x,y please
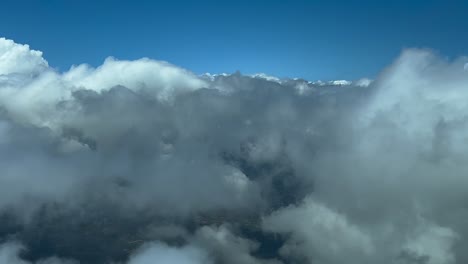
1,0 -> 467,80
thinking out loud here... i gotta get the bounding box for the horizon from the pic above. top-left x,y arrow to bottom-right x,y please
2,0 -> 468,80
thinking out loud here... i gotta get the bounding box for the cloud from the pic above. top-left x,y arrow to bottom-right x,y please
1,37 -> 468,264
191,225 -> 281,264
0,38 -> 48,76
263,197 -> 374,264
127,242 -> 212,264
0,242 -> 26,264
0,242 -> 77,264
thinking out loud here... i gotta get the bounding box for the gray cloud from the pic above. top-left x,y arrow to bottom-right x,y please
127,242 -> 211,264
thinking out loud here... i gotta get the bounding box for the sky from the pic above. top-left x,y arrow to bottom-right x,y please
1,0 -> 467,80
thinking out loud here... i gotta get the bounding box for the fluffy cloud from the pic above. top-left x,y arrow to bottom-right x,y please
0,38 -> 48,76
2,37 -> 468,264
127,242 -> 211,264
263,197 -> 375,264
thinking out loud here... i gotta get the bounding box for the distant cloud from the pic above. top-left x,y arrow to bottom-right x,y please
1,37 -> 468,264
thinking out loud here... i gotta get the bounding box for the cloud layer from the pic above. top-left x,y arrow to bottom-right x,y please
1,37 -> 468,264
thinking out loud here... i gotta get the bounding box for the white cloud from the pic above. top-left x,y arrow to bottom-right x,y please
356,78 -> 372,87
0,38 -> 48,76
64,57 -> 207,99
0,38 -> 206,129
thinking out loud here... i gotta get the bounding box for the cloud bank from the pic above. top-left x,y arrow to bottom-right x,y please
1,37 -> 468,264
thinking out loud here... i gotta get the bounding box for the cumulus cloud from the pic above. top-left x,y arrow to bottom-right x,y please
0,38 -> 48,76
2,37 -> 468,264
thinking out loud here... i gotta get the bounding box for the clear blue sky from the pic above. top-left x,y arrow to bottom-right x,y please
1,0 -> 467,80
